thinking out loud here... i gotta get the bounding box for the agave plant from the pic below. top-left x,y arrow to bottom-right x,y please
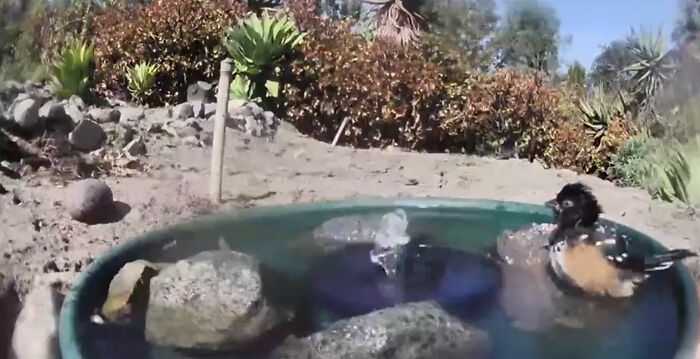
576,87 -> 629,147
126,61 -> 159,104
223,11 -> 304,102
49,39 -> 95,99
623,27 -> 676,110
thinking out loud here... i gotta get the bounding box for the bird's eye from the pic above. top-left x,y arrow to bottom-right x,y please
562,200 -> 574,208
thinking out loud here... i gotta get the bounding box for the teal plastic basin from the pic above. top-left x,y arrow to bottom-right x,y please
58,198 -> 699,359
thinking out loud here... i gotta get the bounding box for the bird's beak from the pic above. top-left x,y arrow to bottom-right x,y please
545,198 -> 559,211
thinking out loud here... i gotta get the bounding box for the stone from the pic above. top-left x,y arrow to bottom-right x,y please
144,107 -> 172,123
123,137 -> 147,156
271,301 -> 491,359
88,108 -> 121,124
145,250 -> 293,351
189,101 -> 205,118
227,102 -> 279,138
173,103 -> 194,120
203,103 -> 217,118
10,274 -> 66,359
186,81 -> 214,103
38,101 -> 66,120
64,104 -> 85,125
1,266 -> 20,359
68,95 -> 86,111
118,107 -> 146,124
181,136 -> 200,147
69,119 -> 106,151
115,124 -> 137,149
65,178 -> 115,224
12,97 -> 41,129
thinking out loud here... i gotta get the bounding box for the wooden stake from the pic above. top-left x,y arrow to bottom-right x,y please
332,117 -> 350,147
210,58 -> 233,203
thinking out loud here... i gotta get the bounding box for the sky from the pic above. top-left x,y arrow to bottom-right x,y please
495,0 -> 680,71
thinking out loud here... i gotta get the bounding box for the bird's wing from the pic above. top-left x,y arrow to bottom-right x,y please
590,234 -> 647,272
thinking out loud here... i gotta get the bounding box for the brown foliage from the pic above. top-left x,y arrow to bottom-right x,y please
91,0 -> 248,105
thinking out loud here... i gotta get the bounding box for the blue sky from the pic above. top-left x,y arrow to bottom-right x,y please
495,0 -> 679,71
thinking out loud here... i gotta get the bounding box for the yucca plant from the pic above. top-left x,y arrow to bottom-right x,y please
361,0 -> 426,47
222,10 -> 304,102
576,87 -> 629,147
623,27 -> 676,111
49,39 -> 95,99
126,61 -> 159,104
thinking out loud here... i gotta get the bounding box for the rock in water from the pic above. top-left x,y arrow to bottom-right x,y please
12,97 -> 41,129
271,301 -> 491,359
10,275 -> 65,359
69,119 -> 106,151
66,178 -> 115,224
145,250 -> 293,351
0,267 -> 20,359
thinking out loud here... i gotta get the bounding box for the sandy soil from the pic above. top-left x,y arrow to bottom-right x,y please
1,117 -> 699,298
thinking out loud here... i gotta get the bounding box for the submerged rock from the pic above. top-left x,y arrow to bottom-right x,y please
145,250 -> 293,351
271,301 -> 491,359
10,274 -> 68,359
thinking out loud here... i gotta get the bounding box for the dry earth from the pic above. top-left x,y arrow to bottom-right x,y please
2,114 -> 700,357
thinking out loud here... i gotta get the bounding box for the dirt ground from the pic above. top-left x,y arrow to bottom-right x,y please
2,114 -> 700,357
1,117 -> 700,297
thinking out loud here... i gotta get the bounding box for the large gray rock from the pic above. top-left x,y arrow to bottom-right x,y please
68,95 -> 86,111
189,101 -> 205,118
64,103 -> 85,125
271,301 -> 491,359
145,250 -> 293,351
38,101 -> 65,120
12,97 -> 41,129
65,178 -> 115,224
88,108 -> 121,124
69,119 -> 106,151
173,103 -> 194,120
10,274 -> 68,359
1,267 -> 20,359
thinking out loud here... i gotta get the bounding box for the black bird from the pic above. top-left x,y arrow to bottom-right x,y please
544,182 -> 697,298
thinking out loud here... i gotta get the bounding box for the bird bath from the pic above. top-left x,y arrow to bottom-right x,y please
58,198 -> 699,359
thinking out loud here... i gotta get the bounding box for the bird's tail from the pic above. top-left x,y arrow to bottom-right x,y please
644,249 -> 698,272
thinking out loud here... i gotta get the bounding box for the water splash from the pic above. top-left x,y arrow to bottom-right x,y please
369,209 -> 410,279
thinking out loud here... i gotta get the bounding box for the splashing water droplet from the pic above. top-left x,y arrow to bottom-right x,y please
370,209 -> 410,279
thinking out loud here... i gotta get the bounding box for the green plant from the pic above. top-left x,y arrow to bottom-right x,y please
223,11 -> 305,103
49,39 -> 95,99
623,27 -> 676,111
611,131 -> 659,187
126,61 -> 159,104
92,0 -> 248,106
576,87 -> 629,148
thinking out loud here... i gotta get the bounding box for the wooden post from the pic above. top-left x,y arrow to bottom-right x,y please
331,117 -> 350,147
210,58 -> 233,203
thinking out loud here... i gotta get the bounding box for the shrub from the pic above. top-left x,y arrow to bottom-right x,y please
126,61 -> 160,104
282,13 -> 448,150
91,0 -> 248,105
611,132 -> 659,187
223,10 -> 305,103
49,39 -> 95,99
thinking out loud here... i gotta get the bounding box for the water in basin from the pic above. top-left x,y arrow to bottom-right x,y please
64,203 -> 691,359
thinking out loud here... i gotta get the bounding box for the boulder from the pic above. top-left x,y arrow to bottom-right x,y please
65,178 -> 115,224
68,119 -> 106,151
271,301 -> 491,359
145,250 -> 293,351
12,97 -> 41,129
118,107 -> 146,125
173,103 -> 194,120
189,101 -> 205,118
